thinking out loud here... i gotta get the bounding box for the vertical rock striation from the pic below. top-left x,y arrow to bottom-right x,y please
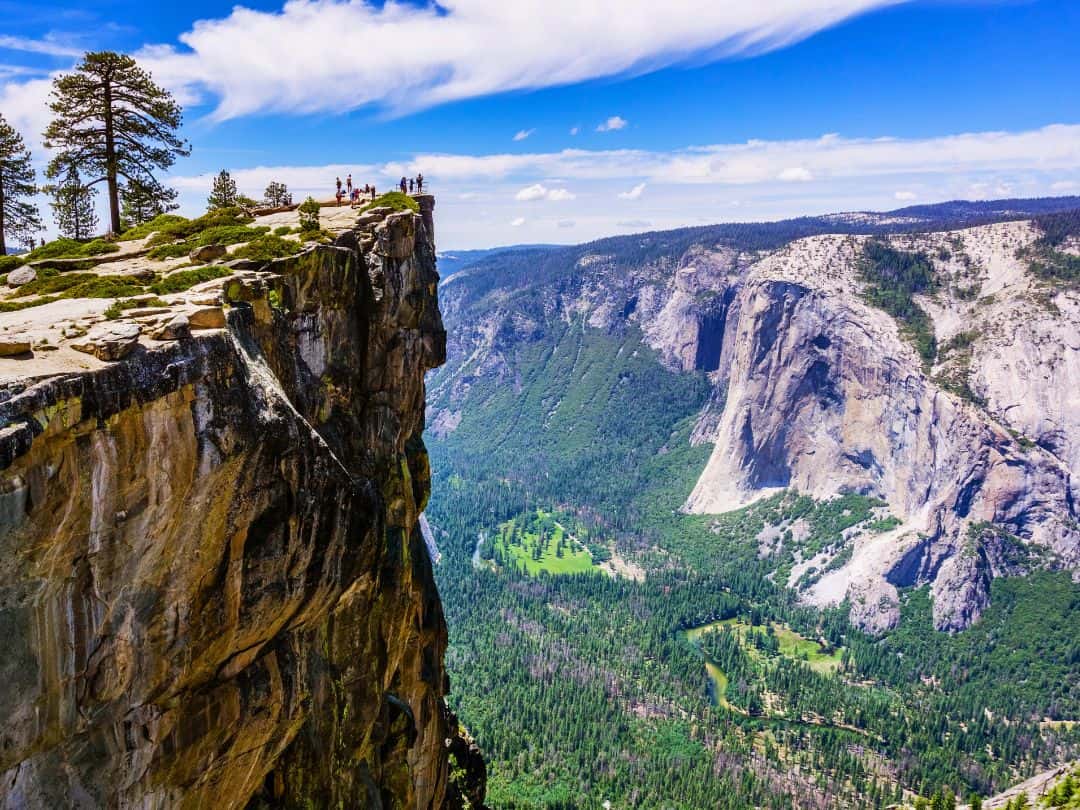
0,202 -> 482,808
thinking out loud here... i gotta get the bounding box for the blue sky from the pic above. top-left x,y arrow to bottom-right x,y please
2,0 -> 1078,248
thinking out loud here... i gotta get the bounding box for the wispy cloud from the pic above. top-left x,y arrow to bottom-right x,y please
124,0 -> 911,120
513,128 -> 535,141
569,126 -> 580,136
597,115 -> 628,132
778,167 -> 813,182
894,190 -> 917,200
0,35 -> 82,58
618,182 -> 646,199
510,217 -> 526,227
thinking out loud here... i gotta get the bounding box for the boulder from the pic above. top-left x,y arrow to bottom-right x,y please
6,265 -> 36,287
190,244 -> 228,263
0,336 -> 32,356
70,322 -> 141,361
188,306 -> 226,329
151,313 -> 191,341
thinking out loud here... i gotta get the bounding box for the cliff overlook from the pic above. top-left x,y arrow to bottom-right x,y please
0,197 -> 484,808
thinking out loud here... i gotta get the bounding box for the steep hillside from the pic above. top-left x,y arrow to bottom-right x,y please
426,197 -> 1080,808
0,199 -> 484,808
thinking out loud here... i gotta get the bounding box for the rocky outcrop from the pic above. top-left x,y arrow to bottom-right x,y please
684,227 -> 1079,631
0,202 -> 484,807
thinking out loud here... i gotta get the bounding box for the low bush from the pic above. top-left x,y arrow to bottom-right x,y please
231,234 -> 302,261
358,191 -> 419,214
148,241 -> 196,260
24,237 -> 120,262
146,207 -> 254,246
194,225 -> 269,246
150,265 -> 232,295
118,214 -> 188,242
274,225 -> 294,236
104,296 -> 170,319
0,255 -> 24,273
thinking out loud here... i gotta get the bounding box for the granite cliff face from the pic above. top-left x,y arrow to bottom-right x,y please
0,200 -> 484,808
432,208 -> 1079,634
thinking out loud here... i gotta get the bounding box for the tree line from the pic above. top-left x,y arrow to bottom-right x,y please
0,50 -> 299,254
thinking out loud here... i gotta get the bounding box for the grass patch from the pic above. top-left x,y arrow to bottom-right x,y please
359,191 -> 419,214
273,225 -> 294,236
104,297 -> 169,319
149,265 -> 232,295
25,237 -> 120,262
117,214 -> 189,242
7,268 -> 147,303
489,509 -> 599,576
231,233 -> 303,261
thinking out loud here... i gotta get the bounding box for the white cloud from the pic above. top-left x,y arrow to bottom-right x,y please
778,166 -> 813,182
165,123 -> 1080,249
0,35 -> 82,58
619,182 -> 646,200
557,219 -> 575,228
513,128 -> 535,141
894,190 -> 917,200
128,1 -> 910,120
569,126 -> 580,136
510,217 -> 526,227
597,115 -> 628,132
515,183 -> 576,201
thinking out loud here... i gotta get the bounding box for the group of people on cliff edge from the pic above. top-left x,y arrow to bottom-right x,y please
399,174 -> 424,194
335,174 -> 380,205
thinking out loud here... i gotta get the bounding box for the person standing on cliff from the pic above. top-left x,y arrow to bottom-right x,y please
335,176 -> 342,196
346,174 -> 353,195
417,173 -> 424,193
408,177 -> 415,193
399,176 -> 407,194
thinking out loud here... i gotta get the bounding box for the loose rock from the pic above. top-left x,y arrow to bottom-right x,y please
188,306 -> 226,329
70,322 -> 141,361
6,266 -> 37,287
190,244 -> 228,262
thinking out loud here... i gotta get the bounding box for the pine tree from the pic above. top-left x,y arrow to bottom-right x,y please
121,179 -> 178,227
43,51 -> 189,235
298,196 -> 321,232
207,170 -> 238,210
49,164 -> 98,240
263,180 -> 291,207
0,114 -> 43,254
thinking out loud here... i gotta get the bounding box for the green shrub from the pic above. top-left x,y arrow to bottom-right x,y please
358,191 -> 419,214
104,296 -> 170,319
194,224 -> 269,246
150,265 -> 232,295
148,241 -> 196,260
231,234 -> 302,261
15,269 -> 146,300
273,225 -> 294,236
146,207 -> 254,246
82,239 -> 121,256
859,240 -> 938,367
298,197 -> 321,232
117,214 -> 188,241
0,255 -> 24,272
0,296 -> 59,312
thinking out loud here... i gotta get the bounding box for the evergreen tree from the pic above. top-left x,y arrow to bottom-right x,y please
43,51 -> 189,234
207,170 -> 238,210
49,164 -> 98,240
0,114 -> 42,254
969,794 -> 982,810
121,179 -> 178,227
263,180 -> 291,207
298,196 -> 321,232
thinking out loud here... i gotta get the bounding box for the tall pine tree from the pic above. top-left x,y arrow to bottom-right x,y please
0,114 -> 42,254
207,170 -> 238,210
43,51 -> 189,235
49,164 -> 98,240
121,179 -> 178,227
